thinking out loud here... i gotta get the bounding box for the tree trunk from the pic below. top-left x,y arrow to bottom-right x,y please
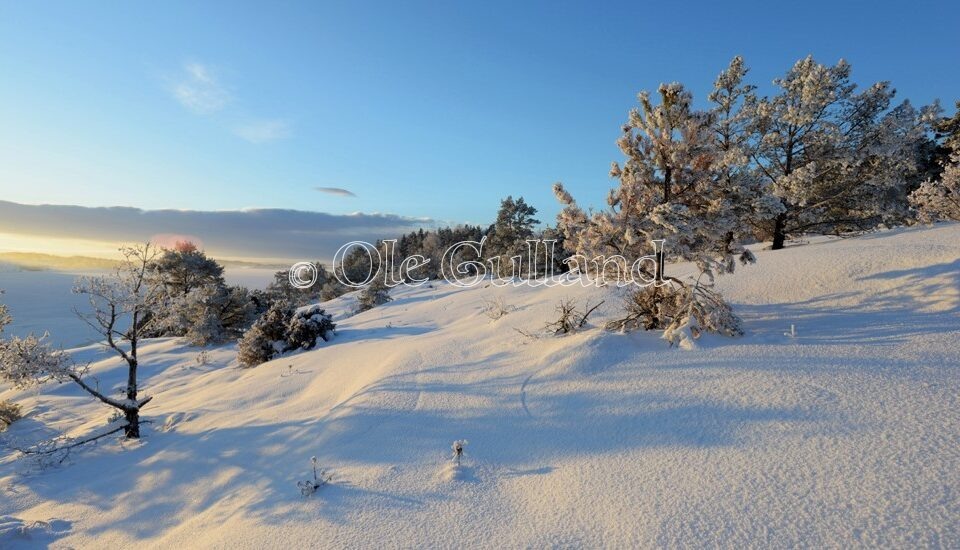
124,355 -> 140,439
124,408 -> 141,438
771,212 -> 787,250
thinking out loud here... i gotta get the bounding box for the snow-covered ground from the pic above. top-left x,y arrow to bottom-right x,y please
1,225 -> 958,548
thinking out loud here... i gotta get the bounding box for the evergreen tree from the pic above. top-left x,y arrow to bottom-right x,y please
911,148 -> 960,222
708,56 -> 782,262
555,81 -> 748,346
148,241 -> 225,297
357,277 -> 391,312
750,56 -> 921,248
485,196 -> 540,277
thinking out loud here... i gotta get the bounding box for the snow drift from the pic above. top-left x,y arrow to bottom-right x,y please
1,224 -> 958,548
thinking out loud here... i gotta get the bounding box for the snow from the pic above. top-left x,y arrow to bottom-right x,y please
1,224 -> 959,547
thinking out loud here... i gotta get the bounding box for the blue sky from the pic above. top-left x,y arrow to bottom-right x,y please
1,0 -> 958,238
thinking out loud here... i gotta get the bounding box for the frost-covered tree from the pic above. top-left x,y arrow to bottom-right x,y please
148,241 -> 225,297
919,100 -> 960,182
911,101 -> 960,222
147,243 -> 260,343
0,244 -> 161,439
357,277 -> 391,312
336,244 -> 381,287
0,292 -> 24,431
750,56 -> 922,248
71,243 -> 161,438
555,82 -> 748,346
556,81 -> 750,276
709,56 -> 783,258
157,284 -> 257,346
911,149 -> 960,222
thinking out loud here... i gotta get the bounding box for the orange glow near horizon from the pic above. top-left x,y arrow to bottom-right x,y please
0,232 -> 293,266
0,232 -> 125,259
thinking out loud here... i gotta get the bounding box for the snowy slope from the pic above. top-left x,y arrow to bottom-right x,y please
1,224 -> 958,548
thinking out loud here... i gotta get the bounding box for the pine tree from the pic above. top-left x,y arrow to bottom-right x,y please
485,196 -> 540,277
750,56 -> 922,248
357,277 -> 391,312
910,101 -> 960,222
148,241 -> 225,297
911,149 -> 960,222
708,56 -> 782,266
556,81 -> 747,277
555,81 -> 747,346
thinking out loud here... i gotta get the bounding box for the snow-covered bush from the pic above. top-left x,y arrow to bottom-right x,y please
297,456 -> 333,496
286,306 -> 336,351
357,278 -> 391,312
0,400 -> 22,431
608,284 -> 741,348
237,302 -> 293,367
237,302 -> 336,367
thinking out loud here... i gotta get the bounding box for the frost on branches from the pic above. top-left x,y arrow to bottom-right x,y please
911,148 -> 960,222
554,70 -> 749,345
910,101 -> 960,222
751,56 -> 926,248
0,245 -> 160,440
237,303 -> 336,367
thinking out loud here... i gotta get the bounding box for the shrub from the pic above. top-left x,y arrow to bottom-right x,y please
451,439 -> 468,466
546,299 -> 604,335
286,306 -> 336,351
237,302 -> 293,367
237,302 -> 336,367
482,297 -> 512,320
0,400 -> 23,430
297,456 -> 333,496
608,284 -> 741,348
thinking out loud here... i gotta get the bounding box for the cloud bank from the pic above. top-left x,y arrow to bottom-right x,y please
0,201 -> 433,262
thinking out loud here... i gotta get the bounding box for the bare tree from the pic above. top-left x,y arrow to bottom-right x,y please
71,243 -> 162,438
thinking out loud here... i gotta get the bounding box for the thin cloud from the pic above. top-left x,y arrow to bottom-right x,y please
171,62 -> 230,114
314,187 -> 357,197
233,119 -> 292,143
